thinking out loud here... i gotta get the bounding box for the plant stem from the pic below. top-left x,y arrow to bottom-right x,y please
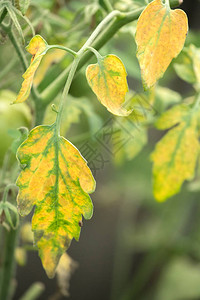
86,46 -> 103,60
0,8 -> 7,25
6,26 -> 40,101
40,0 -> 180,105
193,93 -> 200,111
1,23 -> 46,124
48,45 -> 77,57
81,10 -> 120,50
101,0 -> 113,13
19,282 -> 45,300
2,23 -> 28,70
0,56 -> 17,81
0,227 -> 19,300
56,58 -> 80,134
55,10 -> 121,133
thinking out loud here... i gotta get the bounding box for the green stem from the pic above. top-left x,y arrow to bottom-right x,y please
0,8 -> 7,25
1,24 -> 45,124
193,93 -> 200,111
48,45 -> 77,57
0,150 -> 11,186
0,227 -> 19,300
56,57 -> 80,134
81,10 -> 120,50
101,0 -> 113,13
55,10 -> 121,133
7,26 -> 40,101
2,23 -> 28,70
19,282 -> 45,300
2,184 -> 17,203
86,46 -> 103,60
41,10 -> 121,104
0,56 -> 17,81
40,0 -> 180,105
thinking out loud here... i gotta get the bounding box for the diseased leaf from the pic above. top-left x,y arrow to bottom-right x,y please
113,94 -> 150,164
13,35 -> 48,104
154,104 -> 190,130
34,49 -> 65,86
16,124 -> 95,278
151,105 -> 199,201
114,120 -> 147,165
174,45 -> 200,89
86,54 -> 130,116
135,0 -> 188,89
153,86 -> 182,113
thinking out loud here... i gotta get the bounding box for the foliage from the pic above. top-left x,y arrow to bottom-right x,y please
16,124 -> 95,278
1,0 -> 200,299
135,0 -> 188,89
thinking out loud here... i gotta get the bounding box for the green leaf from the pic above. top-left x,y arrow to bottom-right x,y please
6,3 -> 25,44
16,124 -> 95,278
113,116 -> 147,165
10,127 -> 29,154
174,44 -> 200,89
151,104 -> 200,201
153,86 -> 182,113
19,0 -> 30,15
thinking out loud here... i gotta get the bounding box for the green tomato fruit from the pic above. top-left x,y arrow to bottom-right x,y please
0,90 -> 31,166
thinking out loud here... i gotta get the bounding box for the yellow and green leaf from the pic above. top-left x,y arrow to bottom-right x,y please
16,124 -> 95,278
13,35 -> 48,104
114,120 -> 147,165
151,106 -> 199,201
86,54 -> 130,116
174,45 -> 200,89
34,49 -> 65,86
135,0 -> 188,89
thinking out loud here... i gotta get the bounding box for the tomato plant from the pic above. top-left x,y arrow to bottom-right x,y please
0,0 -> 200,299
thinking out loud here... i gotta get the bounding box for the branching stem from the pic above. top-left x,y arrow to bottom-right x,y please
55,10 -> 121,135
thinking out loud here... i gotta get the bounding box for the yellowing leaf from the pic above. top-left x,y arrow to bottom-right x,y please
114,122 -> 147,165
16,124 -> 95,278
135,0 -> 188,89
174,45 -> 200,89
86,54 -> 130,116
151,107 -> 199,201
155,104 -> 190,129
34,49 -> 65,86
13,35 -> 48,104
